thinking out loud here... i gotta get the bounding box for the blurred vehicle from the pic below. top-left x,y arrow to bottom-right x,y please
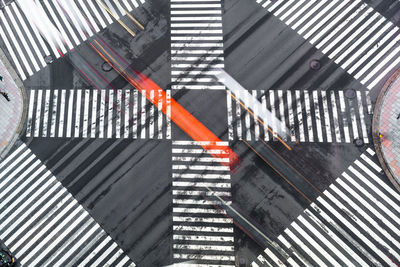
0,249 -> 15,267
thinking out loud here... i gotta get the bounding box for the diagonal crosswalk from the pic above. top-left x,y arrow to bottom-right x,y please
0,0 -> 142,80
0,142 -> 135,267
228,89 -> 372,143
25,89 -> 172,139
172,141 -> 235,266
252,147 -> 400,266
170,0 -> 225,90
255,0 -> 400,90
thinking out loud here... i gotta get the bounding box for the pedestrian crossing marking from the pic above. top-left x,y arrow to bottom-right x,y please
256,0 -> 400,90
228,89 -> 371,143
170,0 -> 225,90
0,0 -> 143,80
172,140 -> 235,266
25,89 -> 172,139
0,142 -> 135,267
251,148 -> 400,266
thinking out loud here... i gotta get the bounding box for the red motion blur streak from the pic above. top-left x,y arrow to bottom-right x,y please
89,40 -> 240,170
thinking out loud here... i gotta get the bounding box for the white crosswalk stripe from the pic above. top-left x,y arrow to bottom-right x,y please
25,89 -> 172,139
0,0 -> 143,81
170,0 -> 225,90
227,89 -> 371,143
172,141 -> 235,266
0,142 -> 135,267
252,148 -> 400,266
256,0 -> 400,90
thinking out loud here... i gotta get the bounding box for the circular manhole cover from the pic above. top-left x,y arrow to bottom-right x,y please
354,138 -> 364,147
309,59 -> 321,70
102,61 -> 113,72
344,88 -> 356,99
44,55 -> 54,64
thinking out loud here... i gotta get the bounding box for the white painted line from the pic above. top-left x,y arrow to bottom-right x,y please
172,140 -> 229,146
107,90 -> 114,138
304,91 -> 313,142
11,3 -> 46,68
285,228 -> 327,267
341,19 -> 390,69
82,90 -> 90,138
296,90 -> 304,142
42,89 -> 50,137
34,89 -> 43,137
50,90 -> 58,137
303,1 -> 347,40
173,254 -> 234,261
235,92 -> 242,140
124,90 -> 130,138
26,90 -> 35,137
173,225 -> 233,232
321,91 -> 332,142
99,89 -> 107,138
149,90 -> 155,139
66,90 -> 74,138
287,91 -> 295,142
173,190 -> 231,196
43,0 -> 74,49
77,0 -> 101,32
338,91 -> 350,143
141,91 -> 146,139
95,0 -> 114,24
330,91 -> 342,143
133,90 -> 138,139
318,196 -> 394,265
172,148 -> 229,154
356,91 -> 369,144
172,181 -> 231,188
304,209 -> 364,266
93,90 -> 100,138
326,188 -> 400,260
349,97 -> 359,141
4,6 -> 40,72
244,90 -> 252,141
0,23 -> 26,80
172,173 -> 231,179
312,1 -> 360,47
263,247 -> 286,267
78,236 -> 111,266
173,244 -> 233,252
158,90 -> 163,139
310,202 -> 381,266
313,91 -> 323,142
352,161 -> 400,208
337,176 -> 400,240
278,90 -> 286,140
86,0 -> 107,28
51,0 -> 81,46
173,234 -> 233,242
171,10 -> 222,14
172,165 -> 230,171
74,90 -> 82,138
291,1 -> 325,31
173,207 -> 226,214
58,89 -> 66,137
116,89 -> 122,138
261,91 -> 269,141
172,156 -> 230,163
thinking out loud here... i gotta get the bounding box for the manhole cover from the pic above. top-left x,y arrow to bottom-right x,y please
44,55 -> 54,64
101,61 -> 113,72
354,138 -> 364,147
345,88 -> 356,99
309,59 -> 321,70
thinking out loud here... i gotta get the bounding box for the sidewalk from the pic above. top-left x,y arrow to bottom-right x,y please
373,67 -> 400,192
0,47 -> 26,159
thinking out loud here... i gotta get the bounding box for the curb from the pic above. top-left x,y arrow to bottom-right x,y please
372,67 -> 400,193
0,47 -> 27,159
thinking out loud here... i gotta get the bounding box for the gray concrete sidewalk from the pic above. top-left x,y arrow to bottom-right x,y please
0,47 -> 26,159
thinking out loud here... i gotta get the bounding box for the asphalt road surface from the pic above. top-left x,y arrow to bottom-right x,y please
0,0 -> 400,266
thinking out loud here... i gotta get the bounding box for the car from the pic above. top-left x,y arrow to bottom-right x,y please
0,249 -> 15,267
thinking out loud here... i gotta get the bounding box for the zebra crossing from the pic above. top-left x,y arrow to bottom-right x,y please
172,140 -> 235,266
0,0 -> 143,81
251,147 -> 400,266
256,0 -> 400,90
0,142 -> 135,267
227,89 -> 372,143
25,89 -> 172,139
170,0 -> 226,90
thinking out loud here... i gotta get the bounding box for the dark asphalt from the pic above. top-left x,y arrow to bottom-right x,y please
2,0 -> 398,266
